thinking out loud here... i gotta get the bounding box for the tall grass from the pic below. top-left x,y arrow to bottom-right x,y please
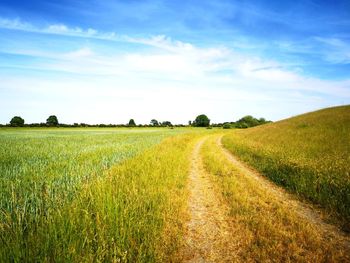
201,135 -> 349,261
0,128 -> 192,261
222,105 -> 350,228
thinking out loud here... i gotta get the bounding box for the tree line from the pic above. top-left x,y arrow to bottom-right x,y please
3,115 -> 180,128
5,115 -> 59,127
188,114 -> 271,128
2,114 -> 271,128
221,115 -> 272,129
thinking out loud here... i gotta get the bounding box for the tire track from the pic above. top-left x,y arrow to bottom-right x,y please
182,138 -> 239,262
217,135 -> 350,252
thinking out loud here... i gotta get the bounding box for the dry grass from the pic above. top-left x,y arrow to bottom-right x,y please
201,134 -> 349,262
182,138 -> 241,262
222,105 -> 350,229
3,113 -> 349,262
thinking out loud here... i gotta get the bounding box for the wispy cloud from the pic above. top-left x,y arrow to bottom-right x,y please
0,17 -> 117,40
2,17 -> 350,68
274,37 -> 350,66
0,16 -> 349,123
313,37 -> 350,64
2,39 -> 349,100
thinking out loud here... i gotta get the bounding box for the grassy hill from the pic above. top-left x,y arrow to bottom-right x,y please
222,105 -> 350,229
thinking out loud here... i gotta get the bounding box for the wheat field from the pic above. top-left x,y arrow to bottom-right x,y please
1,107 -> 349,262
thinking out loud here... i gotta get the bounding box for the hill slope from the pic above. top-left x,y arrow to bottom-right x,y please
222,105 -> 350,229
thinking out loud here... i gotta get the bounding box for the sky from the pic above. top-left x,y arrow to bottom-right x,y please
0,0 -> 349,124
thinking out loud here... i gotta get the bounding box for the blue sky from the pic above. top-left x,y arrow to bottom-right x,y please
0,0 -> 349,124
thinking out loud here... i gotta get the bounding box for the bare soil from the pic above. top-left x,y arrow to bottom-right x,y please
182,139 -> 240,263
217,135 -> 350,251
181,135 -> 350,262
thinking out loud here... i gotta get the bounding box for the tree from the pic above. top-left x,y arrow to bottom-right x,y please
193,114 -> 210,127
161,121 -> 172,127
150,119 -> 159,126
223,123 -> 232,129
258,117 -> 266,124
46,115 -> 59,126
10,116 -> 24,127
233,115 -> 271,128
235,115 -> 259,128
128,119 -> 136,126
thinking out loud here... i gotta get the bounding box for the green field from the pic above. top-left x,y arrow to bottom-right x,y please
0,128 -> 194,261
1,107 -> 349,262
222,105 -> 350,228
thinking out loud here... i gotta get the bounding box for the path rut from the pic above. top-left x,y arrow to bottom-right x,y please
182,135 -> 349,262
182,138 -> 239,263
217,135 -> 350,250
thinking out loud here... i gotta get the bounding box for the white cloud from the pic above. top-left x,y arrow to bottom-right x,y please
275,37 -> 350,64
0,17 -> 34,31
64,47 -> 94,59
125,35 -> 195,52
1,17 -> 349,124
0,17 -> 116,40
313,37 -> 350,64
3,33 -> 350,98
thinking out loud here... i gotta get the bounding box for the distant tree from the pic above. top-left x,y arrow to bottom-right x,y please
161,121 -> 172,127
46,115 -> 59,126
193,114 -> 210,127
258,117 -> 266,124
243,115 -> 259,126
235,115 -> 258,128
188,120 -> 192,126
150,119 -> 159,126
128,119 -> 136,126
223,123 -> 232,129
233,115 -> 271,128
10,116 -> 25,127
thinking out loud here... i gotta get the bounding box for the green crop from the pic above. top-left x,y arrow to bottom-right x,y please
0,127 -> 187,261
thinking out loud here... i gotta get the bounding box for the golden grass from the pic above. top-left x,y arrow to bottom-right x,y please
3,112 -> 349,262
222,105 -> 350,228
201,135 -> 349,262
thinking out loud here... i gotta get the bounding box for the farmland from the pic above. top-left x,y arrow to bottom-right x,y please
1,107 -> 350,262
201,135 -> 348,261
0,128 -> 191,261
3,0 -> 350,260
222,105 -> 350,229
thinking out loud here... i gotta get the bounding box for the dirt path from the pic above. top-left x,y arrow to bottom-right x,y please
182,138 -> 239,263
217,135 -> 350,249
181,135 -> 349,262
